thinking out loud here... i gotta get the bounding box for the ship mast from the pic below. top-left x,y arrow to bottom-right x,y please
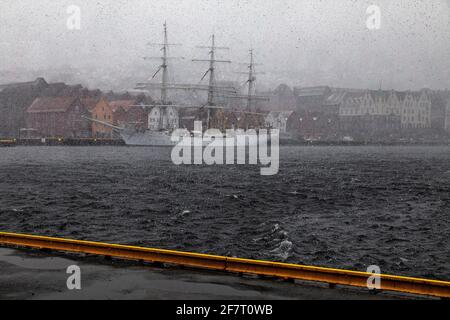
140,22 -> 183,129
144,22 -> 181,105
193,34 -> 231,127
207,34 -> 217,106
161,22 -> 169,105
136,30 -> 236,104
246,49 -> 256,111
135,30 -> 237,130
157,22 -> 169,129
229,49 -> 268,113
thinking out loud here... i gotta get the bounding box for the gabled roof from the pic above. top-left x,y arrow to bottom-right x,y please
403,91 -> 427,100
324,91 -> 347,106
81,97 -> 101,112
267,111 -> 294,118
343,91 -> 366,100
396,91 -> 407,101
109,100 -> 136,112
294,86 -> 331,97
368,90 -> 390,101
274,84 -> 294,96
27,97 -> 79,113
429,92 -> 448,110
178,107 -> 203,118
0,78 -> 48,93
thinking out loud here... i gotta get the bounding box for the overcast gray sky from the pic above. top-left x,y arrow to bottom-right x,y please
0,0 -> 449,91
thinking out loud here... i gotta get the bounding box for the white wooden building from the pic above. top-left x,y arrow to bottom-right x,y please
148,106 -> 179,131
265,111 -> 294,133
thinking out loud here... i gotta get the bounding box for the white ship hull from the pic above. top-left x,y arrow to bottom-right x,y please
120,130 -> 269,147
120,130 -> 176,146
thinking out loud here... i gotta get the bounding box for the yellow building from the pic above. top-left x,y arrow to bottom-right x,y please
90,97 -> 114,138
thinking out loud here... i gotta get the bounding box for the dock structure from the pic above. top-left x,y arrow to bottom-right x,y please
0,232 -> 449,299
12,138 -> 124,146
0,139 -> 16,147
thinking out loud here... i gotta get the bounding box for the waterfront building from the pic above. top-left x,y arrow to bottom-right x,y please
233,111 -> 254,130
89,97 -> 115,138
148,106 -> 179,131
386,90 -> 404,116
429,92 -> 448,132
207,109 -> 238,131
401,90 -> 431,129
338,90 -> 402,140
25,97 -> 91,138
0,78 -> 49,138
293,87 -> 340,140
244,112 -> 267,130
257,84 -> 297,112
107,103 -> 125,128
294,86 -> 333,114
445,98 -> 450,132
338,90 -> 411,118
127,104 -> 148,130
108,100 -> 147,129
265,111 -> 298,134
0,78 -> 103,138
178,107 -> 204,131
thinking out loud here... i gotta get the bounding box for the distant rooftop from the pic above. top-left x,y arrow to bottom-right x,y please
108,99 -> 137,112
294,86 -> 331,97
0,78 -> 48,92
27,97 -> 78,113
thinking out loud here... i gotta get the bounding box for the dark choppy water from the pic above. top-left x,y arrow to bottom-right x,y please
0,146 -> 449,280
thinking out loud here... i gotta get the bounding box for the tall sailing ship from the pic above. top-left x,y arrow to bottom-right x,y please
87,23 -> 271,146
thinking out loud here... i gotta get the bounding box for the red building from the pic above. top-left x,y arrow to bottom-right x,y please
127,105 -> 148,130
109,101 -> 128,127
297,110 -> 339,141
109,100 -> 148,130
26,97 -> 91,138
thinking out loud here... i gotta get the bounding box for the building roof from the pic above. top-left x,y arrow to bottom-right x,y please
402,90 -> 427,100
273,84 -> 294,96
267,111 -> 294,118
294,86 -> 331,97
109,100 -> 136,112
0,78 -> 48,93
178,107 -> 204,120
81,97 -> 101,112
429,91 -> 449,110
395,91 -> 407,101
27,97 -> 79,113
368,90 -> 391,100
342,91 -> 368,102
330,87 -> 365,93
324,91 -> 347,106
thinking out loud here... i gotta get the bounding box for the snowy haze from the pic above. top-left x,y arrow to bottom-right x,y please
0,0 -> 449,91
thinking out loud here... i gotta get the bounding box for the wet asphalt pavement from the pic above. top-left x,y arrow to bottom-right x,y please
0,247 -> 406,300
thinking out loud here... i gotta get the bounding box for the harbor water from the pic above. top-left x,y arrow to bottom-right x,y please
0,146 -> 449,280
